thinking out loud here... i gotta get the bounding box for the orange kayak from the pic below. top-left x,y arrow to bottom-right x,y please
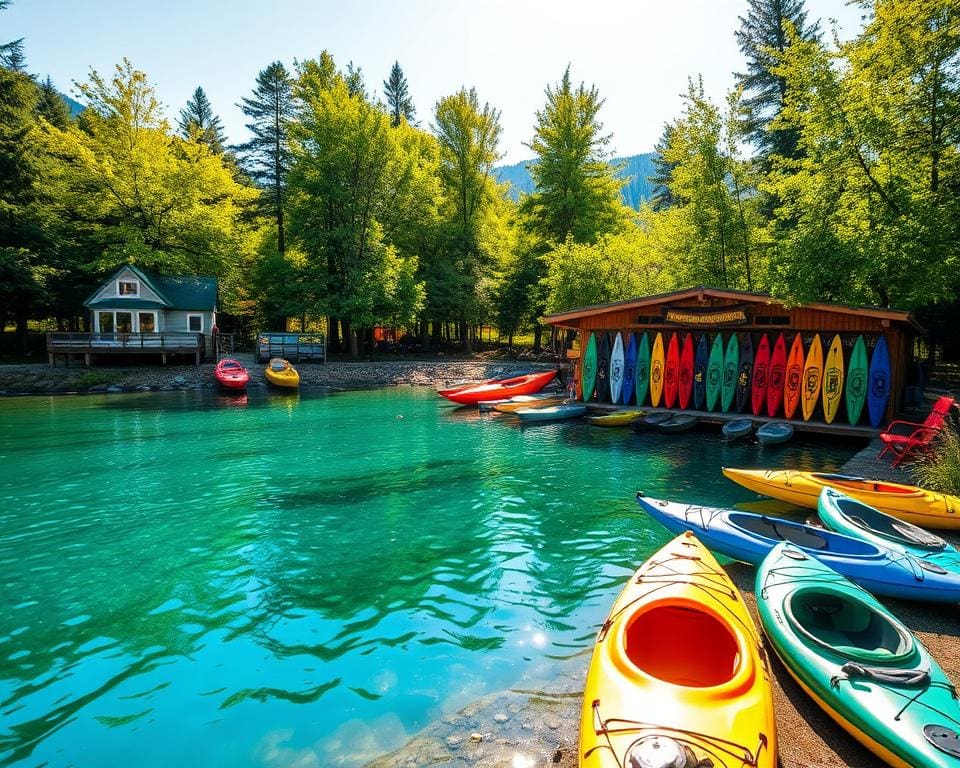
580,531 -> 777,768
439,370 -> 557,405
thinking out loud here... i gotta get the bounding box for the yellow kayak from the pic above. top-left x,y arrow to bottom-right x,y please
580,531 -> 777,768
264,357 -> 300,389
586,409 -> 645,427
492,396 -> 563,414
723,467 -> 960,530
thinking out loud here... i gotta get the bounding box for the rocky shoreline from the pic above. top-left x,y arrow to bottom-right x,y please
0,356 -> 566,396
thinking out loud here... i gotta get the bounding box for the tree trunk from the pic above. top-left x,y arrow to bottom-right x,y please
15,311 -> 29,355
349,329 -> 360,359
328,315 -> 340,351
460,319 -> 472,354
420,314 -> 430,352
533,323 -> 543,352
432,320 -> 442,348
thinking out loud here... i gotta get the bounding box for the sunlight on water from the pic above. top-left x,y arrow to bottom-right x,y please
0,387 -> 858,766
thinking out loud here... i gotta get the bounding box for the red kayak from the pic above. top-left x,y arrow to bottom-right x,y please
215,358 -> 250,390
440,370 -> 558,405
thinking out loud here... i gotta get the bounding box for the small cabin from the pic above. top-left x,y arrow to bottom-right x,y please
47,265 -> 218,366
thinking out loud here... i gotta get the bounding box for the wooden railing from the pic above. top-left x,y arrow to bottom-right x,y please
48,332 -> 204,351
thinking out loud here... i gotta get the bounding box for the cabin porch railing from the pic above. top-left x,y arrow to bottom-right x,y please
47,332 -> 205,366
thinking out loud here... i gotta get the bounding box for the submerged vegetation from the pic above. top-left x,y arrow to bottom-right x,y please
1,0 -> 959,356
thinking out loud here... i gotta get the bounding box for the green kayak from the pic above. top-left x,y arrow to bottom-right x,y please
756,542 -> 960,768
721,333 -> 739,412
581,332 -> 597,401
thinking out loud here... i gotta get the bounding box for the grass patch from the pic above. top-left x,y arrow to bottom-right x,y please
72,370 -> 119,388
914,426 -> 960,494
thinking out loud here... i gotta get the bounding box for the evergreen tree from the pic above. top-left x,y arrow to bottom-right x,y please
36,76 -> 71,128
383,61 -> 416,127
178,86 -> 226,153
735,0 -> 820,161
0,0 -> 25,72
237,62 -> 295,256
649,122 -> 678,211
345,61 -> 365,98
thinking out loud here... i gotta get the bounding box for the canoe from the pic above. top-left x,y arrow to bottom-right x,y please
817,487 -> 960,574
635,332 -> 650,407
784,333 -> 805,419
693,333 -> 708,410
609,332 -> 625,404
678,332 -> 694,410
587,409 -> 645,427
663,332 -> 679,409
650,332 -> 665,407
436,376 -> 499,397
515,403 -> 587,422
722,418 -> 753,441
706,332 -> 724,412
635,495 -> 960,602
846,335 -> 868,425
721,468 -> 960,530
801,334 -> 824,421
756,543 -> 960,768
657,413 -> 699,434
491,395 -> 564,413
581,332 -> 598,402
868,335 -> 892,427
440,370 -> 557,405
721,333 -> 739,412
756,421 -> 794,446
621,332 -> 637,405
597,333 -> 611,403
579,531 -> 777,768
632,411 -> 675,432
751,334 -> 770,417
214,358 -> 249,390
736,333 -> 754,414
767,333 -> 787,417
822,334 -> 845,424
264,357 -> 300,389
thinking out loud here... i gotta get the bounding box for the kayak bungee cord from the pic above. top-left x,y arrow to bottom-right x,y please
585,699 -> 770,768
827,668 -> 960,727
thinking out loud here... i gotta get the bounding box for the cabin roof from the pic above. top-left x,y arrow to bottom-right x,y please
542,285 -> 921,330
84,264 -> 218,311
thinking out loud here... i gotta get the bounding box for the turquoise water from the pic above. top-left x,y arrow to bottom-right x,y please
0,388 -> 859,766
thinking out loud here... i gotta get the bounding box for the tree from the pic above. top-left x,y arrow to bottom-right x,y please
287,59 -> 425,356
0,0 -> 25,73
764,0 -> 960,310
735,0 -> 820,161
649,122 -> 679,211
237,62 -> 295,256
383,61 -> 416,127
36,77 -> 71,128
178,86 -> 227,153
39,60 -> 259,300
432,87 -> 504,352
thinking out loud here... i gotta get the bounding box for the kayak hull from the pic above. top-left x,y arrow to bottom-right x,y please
722,468 -> 960,530
215,358 -> 250,390
264,358 -> 300,388
441,370 -> 557,405
757,544 -> 960,768
515,403 -> 587,422
580,532 -> 777,768
586,410 -> 645,426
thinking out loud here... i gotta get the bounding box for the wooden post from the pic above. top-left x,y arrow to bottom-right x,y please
84,352 -> 91,367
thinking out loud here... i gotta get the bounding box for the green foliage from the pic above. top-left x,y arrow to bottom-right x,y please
36,77 -> 71,129
542,226 -> 673,314
914,426 -> 960,495
0,0 -> 24,73
524,66 -> 628,246
178,86 -> 227,153
764,1 -> 960,309
383,61 -> 416,127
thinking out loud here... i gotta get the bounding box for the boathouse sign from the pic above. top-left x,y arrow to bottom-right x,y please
661,305 -> 749,326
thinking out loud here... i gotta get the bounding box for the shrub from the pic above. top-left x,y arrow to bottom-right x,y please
73,370 -> 118,388
914,425 -> 960,495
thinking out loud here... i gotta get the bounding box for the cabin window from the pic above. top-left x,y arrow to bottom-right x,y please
117,279 -> 139,296
138,312 -> 156,333
116,312 -> 133,333
98,312 -> 114,333
187,314 -> 203,333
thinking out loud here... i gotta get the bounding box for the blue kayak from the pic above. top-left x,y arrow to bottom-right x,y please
515,403 -> 586,422
817,487 -> 960,576
722,418 -> 753,441
756,421 -> 793,445
636,495 -> 960,603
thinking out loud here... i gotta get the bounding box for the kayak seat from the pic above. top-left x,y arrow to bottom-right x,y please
739,515 -> 828,550
624,604 -> 740,688
786,589 -> 914,663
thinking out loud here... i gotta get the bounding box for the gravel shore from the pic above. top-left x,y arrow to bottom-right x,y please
0,355 -> 564,395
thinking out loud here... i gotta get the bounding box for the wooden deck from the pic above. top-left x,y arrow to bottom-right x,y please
583,402 -> 880,438
47,332 -> 205,366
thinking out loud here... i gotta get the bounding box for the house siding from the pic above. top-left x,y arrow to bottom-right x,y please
89,267 -> 166,305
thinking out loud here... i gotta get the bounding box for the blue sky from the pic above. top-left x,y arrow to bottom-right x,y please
7,0 -> 866,164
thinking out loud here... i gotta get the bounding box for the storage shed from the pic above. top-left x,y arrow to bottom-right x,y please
542,286 -> 921,434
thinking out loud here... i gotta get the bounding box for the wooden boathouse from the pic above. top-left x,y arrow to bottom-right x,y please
543,287 -> 922,436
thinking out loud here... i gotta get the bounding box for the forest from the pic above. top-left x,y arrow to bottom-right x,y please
1,0 -> 958,356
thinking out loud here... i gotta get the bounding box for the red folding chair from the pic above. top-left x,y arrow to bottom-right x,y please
878,395 -> 955,467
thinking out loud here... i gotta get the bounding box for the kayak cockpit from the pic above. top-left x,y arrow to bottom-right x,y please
836,496 -> 947,551
729,512 -> 877,556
